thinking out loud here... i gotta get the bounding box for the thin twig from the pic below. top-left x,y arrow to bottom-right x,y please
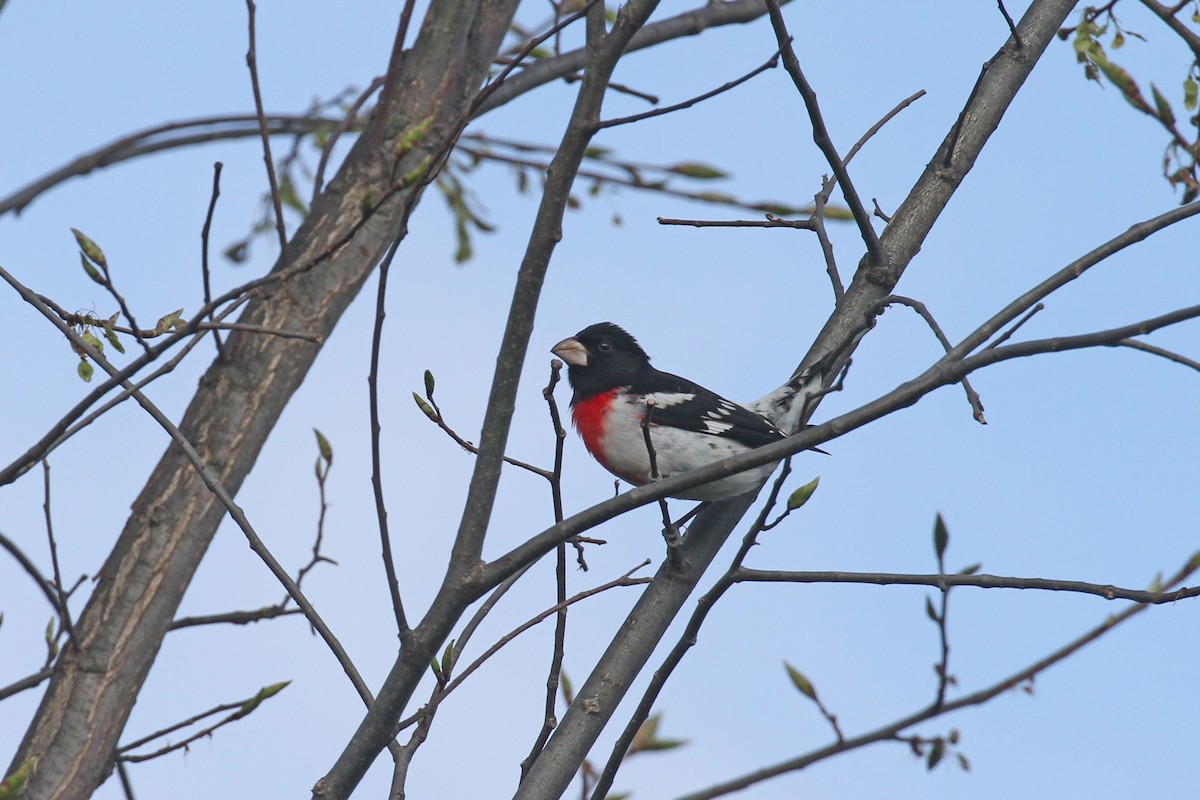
169,606 -> 302,630
813,89 -> 925,302
880,295 -> 986,423
419,391 -> 553,480
1116,338 -> 1200,373
732,568 -> 1200,604
200,162 -> 225,357
2,266 -> 378,714
843,90 -> 927,166
115,758 -> 136,800
657,216 -> 816,229
119,683 -> 290,763
41,461 -> 76,651
677,556 -> 1200,800
521,366 -> 571,773
312,77 -> 384,202
245,0 -> 289,253
369,235 -> 409,635
0,530 -> 62,613
397,563 -> 653,735
521,360 -> 574,772
983,303 -> 1044,350
470,0 -> 602,116
0,667 -> 55,702
765,0 -> 883,266
640,399 -> 682,553
997,0 -> 1023,47
599,49 -> 781,129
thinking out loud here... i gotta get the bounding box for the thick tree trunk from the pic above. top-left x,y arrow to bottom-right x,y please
8,3 -> 519,797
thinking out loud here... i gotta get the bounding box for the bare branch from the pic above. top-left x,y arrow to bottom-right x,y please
657,215 -> 816,229
765,0 -> 884,265
169,607 -> 303,630
244,0 -> 289,253
0,667 -> 54,702
1116,337 -> 1200,373
676,556 -> 1200,800
200,162 -> 226,357
0,530 -> 63,614
41,461 -> 76,651
1,266 -> 375,710
733,567 -> 1200,604
368,236 -> 409,635
599,49 -> 780,129
879,295 -> 986,423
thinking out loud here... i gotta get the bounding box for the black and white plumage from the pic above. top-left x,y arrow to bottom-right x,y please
551,322 -> 823,501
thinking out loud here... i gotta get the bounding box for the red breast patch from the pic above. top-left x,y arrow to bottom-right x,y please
571,389 -> 619,470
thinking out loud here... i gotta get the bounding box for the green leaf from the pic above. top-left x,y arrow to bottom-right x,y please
240,680 -> 292,715
959,563 -> 981,575
1150,84 -> 1174,126
933,513 -> 949,560
1184,77 -> 1198,112
424,369 -> 436,400
560,671 -> 574,704
79,252 -> 104,284
224,240 -> 249,263
926,738 -> 945,770
784,660 -> 817,700
627,713 -> 688,755
314,429 -> 333,464
695,191 -> 737,204
441,638 -> 456,676
77,360 -> 94,383
1094,55 -> 1151,112
81,330 -> 104,355
71,227 -> 108,270
668,162 -> 729,180
155,308 -> 184,333
0,758 -> 36,800
102,323 -> 125,354
412,392 -> 438,421
430,654 -> 443,684
394,115 -> 434,157
1111,30 -> 1125,49
786,476 -> 820,510
924,595 -> 940,623
752,202 -> 808,217
400,154 -> 433,187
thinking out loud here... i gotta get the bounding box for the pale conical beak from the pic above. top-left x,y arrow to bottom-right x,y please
551,336 -> 588,367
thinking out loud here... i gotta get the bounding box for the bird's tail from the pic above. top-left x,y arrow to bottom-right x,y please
748,348 -> 839,435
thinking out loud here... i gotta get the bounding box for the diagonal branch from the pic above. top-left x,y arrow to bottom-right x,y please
765,0 -> 883,265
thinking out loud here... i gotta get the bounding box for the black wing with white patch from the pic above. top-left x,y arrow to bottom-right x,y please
635,369 -> 785,449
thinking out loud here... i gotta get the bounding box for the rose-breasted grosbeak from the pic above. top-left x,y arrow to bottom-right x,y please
552,322 -> 818,501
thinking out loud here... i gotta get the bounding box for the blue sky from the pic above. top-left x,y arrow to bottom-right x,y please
1,2 -> 1198,798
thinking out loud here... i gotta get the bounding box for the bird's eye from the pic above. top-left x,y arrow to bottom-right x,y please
597,340 -> 612,352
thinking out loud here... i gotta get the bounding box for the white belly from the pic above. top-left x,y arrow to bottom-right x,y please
596,394 -> 777,501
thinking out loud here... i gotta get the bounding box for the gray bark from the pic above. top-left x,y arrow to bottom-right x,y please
7,2 -> 520,797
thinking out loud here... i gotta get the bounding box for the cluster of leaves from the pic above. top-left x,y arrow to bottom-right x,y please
70,228 -> 183,381
1064,5 -> 1200,202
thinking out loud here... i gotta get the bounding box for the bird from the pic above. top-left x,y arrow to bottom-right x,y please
551,322 -> 824,501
